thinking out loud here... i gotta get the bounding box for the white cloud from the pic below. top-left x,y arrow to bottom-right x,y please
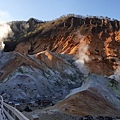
0,10 -> 12,22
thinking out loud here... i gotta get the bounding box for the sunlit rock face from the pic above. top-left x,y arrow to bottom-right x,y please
4,16 -> 120,78
0,15 -> 120,118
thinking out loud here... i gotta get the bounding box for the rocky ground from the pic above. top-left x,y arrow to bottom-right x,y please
23,109 -> 120,120
0,15 -> 120,119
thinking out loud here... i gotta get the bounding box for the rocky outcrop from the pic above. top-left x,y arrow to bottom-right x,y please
0,52 -> 47,82
4,15 -> 120,77
36,51 -> 73,72
56,90 -> 120,117
1,15 -> 120,118
52,74 -> 120,117
0,51 -> 83,104
28,75 -> 120,119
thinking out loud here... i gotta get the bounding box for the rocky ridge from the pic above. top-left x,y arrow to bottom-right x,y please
0,14 -> 120,119
4,15 -> 120,77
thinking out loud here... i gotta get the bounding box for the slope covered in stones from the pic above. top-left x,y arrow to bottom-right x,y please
0,15 -> 120,118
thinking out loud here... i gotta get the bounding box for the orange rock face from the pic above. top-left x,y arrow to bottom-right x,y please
5,16 -> 120,76
86,31 -> 120,76
36,51 -> 71,72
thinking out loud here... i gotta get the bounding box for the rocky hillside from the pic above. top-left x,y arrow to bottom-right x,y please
0,14 -> 120,119
4,15 -> 120,77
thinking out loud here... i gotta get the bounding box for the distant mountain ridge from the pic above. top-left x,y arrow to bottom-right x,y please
4,15 -> 120,77
4,15 -> 120,52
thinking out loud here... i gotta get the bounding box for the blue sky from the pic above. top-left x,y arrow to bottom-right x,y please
0,0 -> 120,22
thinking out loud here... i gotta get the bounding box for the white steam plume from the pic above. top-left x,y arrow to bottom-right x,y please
109,61 -> 120,82
114,65 -> 120,82
0,22 -> 13,51
74,34 -> 90,76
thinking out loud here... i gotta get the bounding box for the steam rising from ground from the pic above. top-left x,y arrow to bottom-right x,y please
114,64 -> 120,82
0,22 -> 13,51
109,61 -> 120,82
74,34 -> 90,76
